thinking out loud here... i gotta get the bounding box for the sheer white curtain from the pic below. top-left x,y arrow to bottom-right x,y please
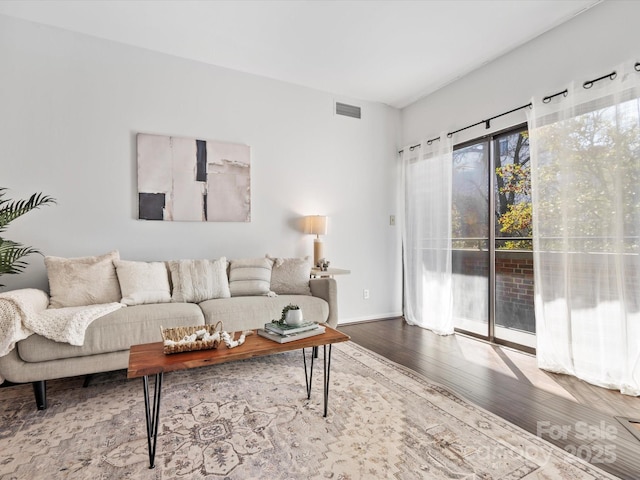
528,62 -> 640,395
401,136 -> 454,335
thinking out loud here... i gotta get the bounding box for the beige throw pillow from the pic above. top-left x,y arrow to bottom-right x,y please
168,258 -> 230,303
45,250 -> 122,308
229,258 -> 274,296
114,260 -> 171,306
267,255 -> 312,295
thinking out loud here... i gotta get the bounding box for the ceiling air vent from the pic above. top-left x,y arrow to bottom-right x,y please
335,102 -> 361,119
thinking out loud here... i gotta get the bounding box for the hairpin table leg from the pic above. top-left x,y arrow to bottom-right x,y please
323,344 -> 332,417
303,347 -> 315,399
303,345 -> 333,417
142,373 -> 163,469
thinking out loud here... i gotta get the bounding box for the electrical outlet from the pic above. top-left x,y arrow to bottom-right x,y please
390,215 -> 396,226
363,289 -> 370,299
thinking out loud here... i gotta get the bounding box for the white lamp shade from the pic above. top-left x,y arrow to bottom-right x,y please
304,215 -> 328,236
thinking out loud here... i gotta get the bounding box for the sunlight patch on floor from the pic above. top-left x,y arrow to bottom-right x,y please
456,334 -> 578,402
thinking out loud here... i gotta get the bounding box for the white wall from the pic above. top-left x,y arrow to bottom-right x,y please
402,0 -> 640,147
0,15 -> 403,323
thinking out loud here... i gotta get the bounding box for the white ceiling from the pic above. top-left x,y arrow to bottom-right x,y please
0,0 -> 602,108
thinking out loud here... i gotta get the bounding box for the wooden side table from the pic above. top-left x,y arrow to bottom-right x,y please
310,267 -> 351,278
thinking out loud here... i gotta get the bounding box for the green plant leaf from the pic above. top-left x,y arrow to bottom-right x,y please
0,188 -> 55,287
0,188 -> 56,233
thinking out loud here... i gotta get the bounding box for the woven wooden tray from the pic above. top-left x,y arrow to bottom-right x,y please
161,321 -> 223,354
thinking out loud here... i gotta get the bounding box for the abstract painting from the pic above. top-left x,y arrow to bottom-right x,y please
137,133 -> 251,222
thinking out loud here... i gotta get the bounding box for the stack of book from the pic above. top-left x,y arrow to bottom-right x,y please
257,321 -> 325,343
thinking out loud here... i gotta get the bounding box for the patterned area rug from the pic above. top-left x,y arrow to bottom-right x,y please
0,342 -> 615,479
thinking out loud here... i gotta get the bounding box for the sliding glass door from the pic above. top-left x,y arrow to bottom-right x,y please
452,126 -> 535,350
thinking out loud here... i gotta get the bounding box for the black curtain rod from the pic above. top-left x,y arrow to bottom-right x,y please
446,102 -> 532,138
583,70 -> 616,89
399,61 -> 639,154
543,89 -> 568,104
398,136 -> 441,153
398,143 -> 421,154
544,68 -> 626,101
398,102 -> 531,153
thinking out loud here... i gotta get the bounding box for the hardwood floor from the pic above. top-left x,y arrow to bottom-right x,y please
340,317 -> 640,480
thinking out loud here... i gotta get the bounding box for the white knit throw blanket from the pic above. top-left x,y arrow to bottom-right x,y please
0,288 -> 46,357
0,288 -> 123,381
26,302 -> 123,345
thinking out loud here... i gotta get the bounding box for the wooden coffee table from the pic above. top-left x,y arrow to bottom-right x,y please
127,325 -> 350,469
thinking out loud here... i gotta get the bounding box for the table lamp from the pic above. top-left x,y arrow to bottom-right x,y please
304,215 -> 328,267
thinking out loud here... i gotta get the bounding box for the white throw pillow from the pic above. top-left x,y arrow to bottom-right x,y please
266,255 -> 312,295
168,258 -> 230,303
114,260 -> 172,306
45,250 -> 122,308
229,258 -> 274,296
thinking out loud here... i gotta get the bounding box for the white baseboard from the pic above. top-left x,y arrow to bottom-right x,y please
338,312 -> 403,326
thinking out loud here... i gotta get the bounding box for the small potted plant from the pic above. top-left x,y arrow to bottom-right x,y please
280,303 -> 303,326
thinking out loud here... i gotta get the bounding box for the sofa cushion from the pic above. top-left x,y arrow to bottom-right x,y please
199,295 -> 329,332
17,303 -> 205,362
168,258 -> 230,303
229,258 -> 273,297
267,255 -> 312,295
45,250 -> 122,308
114,260 -> 171,306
